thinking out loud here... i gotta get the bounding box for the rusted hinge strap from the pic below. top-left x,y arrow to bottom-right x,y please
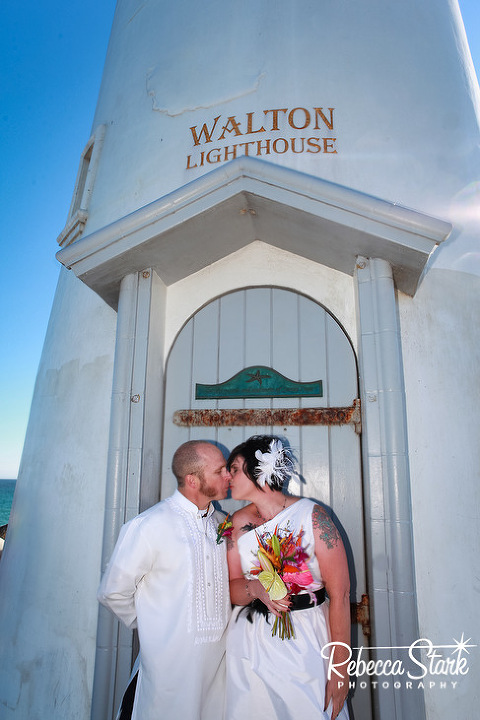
173,399 -> 361,431
351,593 -> 371,637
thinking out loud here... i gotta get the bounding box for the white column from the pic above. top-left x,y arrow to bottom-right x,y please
355,257 -> 425,720
91,270 -> 166,720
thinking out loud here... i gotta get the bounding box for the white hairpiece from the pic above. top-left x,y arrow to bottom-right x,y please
254,439 -> 294,488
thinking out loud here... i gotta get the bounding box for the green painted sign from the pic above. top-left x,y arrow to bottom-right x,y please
195,365 -> 323,399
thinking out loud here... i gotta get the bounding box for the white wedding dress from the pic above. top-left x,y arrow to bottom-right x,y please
225,498 -> 349,720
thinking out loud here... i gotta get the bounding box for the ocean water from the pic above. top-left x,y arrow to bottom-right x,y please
0,480 -> 16,526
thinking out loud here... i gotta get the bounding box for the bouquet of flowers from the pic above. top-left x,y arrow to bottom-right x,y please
249,525 -> 322,639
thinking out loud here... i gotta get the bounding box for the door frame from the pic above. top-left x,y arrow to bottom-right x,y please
91,264 -> 424,720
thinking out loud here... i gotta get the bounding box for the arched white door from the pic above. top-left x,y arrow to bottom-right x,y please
162,286 -> 371,718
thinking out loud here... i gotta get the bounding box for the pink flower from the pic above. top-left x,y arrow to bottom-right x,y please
283,563 -> 314,589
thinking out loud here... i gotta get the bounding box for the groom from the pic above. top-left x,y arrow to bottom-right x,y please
98,440 -> 232,720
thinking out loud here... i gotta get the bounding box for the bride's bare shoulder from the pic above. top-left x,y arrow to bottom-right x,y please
232,503 -> 255,524
231,504 -> 260,534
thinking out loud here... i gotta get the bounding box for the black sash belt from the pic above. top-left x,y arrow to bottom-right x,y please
239,587 -> 326,624
290,587 -> 326,610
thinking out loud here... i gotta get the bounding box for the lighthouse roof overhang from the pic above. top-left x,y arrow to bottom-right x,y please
57,156 -> 451,307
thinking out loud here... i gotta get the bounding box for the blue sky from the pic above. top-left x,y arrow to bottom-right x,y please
0,1 -> 479,479
0,0 -> 117,478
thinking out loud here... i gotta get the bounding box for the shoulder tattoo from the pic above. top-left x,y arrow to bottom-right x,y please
240,522 -> 258,533
312,504 -> 340,550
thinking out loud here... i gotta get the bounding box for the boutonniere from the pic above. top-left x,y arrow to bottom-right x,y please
216,515 -> 233,544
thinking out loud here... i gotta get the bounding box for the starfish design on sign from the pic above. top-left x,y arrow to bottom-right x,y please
246,369 -> 271,386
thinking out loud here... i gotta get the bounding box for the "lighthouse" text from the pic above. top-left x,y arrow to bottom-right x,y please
186,106 -> 337,169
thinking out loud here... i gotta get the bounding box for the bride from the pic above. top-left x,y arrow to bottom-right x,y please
224,435 -> 350,720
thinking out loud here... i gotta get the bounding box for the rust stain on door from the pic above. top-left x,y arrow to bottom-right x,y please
173,399 -> 361,432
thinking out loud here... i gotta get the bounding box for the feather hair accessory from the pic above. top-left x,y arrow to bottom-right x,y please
254,439 -> 294,488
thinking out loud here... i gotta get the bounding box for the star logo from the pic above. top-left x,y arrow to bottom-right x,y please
451,633 -> 476,657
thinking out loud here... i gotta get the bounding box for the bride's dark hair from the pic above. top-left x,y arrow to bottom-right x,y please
227,435 -> 289,491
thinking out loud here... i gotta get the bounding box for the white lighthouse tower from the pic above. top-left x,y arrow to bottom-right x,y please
0,1 -> 479,719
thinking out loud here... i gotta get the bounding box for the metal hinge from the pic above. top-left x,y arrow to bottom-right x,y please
173,398 -> 361,433
351,594 -> 370,637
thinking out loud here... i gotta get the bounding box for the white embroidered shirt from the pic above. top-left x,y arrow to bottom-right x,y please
98,489 -> 230,720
